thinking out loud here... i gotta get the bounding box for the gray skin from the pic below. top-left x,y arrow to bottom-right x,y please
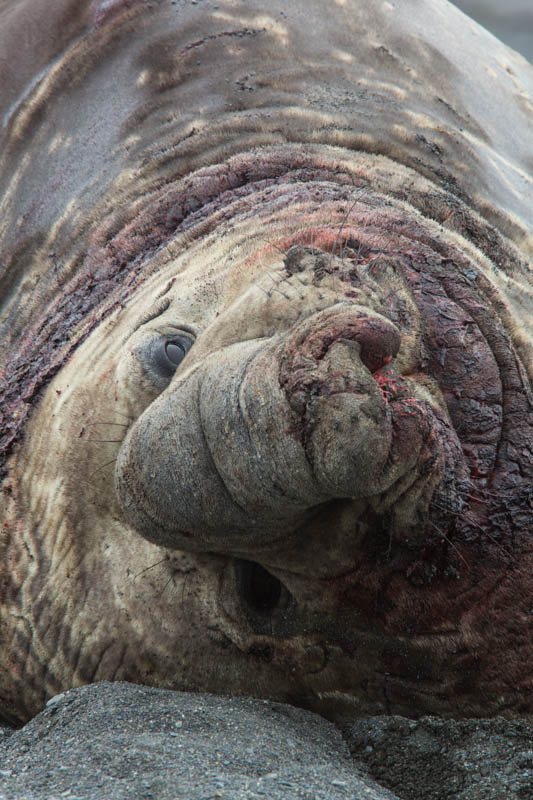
0,0 -> 532,726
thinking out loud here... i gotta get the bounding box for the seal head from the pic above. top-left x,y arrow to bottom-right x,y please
1,0 -> 532,726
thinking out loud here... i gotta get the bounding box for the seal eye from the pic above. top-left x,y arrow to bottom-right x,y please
165,340 -> 188,366
153,335 -> 193,378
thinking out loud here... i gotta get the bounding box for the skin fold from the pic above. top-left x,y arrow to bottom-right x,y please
0,0 -> 532,725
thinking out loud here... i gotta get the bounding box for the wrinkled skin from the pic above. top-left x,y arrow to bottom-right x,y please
0,0 -> 532,726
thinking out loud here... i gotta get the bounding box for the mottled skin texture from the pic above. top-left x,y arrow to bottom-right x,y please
0,0 -> 532,726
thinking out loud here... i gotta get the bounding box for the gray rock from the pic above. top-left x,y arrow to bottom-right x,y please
0,683 -> 395,800
3,683 -> 533,799
344,715 -> 533,800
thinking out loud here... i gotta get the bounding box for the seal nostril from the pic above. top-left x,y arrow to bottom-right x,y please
353,316 -> 401,373
235,560 -> 285,614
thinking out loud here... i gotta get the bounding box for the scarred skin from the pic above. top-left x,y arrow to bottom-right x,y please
0,0 -> 532,726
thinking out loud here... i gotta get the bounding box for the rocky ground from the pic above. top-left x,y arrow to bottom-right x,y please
344,715 -> 533,799
1,683 -> 533,800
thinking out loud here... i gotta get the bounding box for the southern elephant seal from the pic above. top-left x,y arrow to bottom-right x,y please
0,0 -> 532,726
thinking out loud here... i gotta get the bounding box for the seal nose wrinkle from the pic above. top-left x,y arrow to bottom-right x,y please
278,306 -> 401,498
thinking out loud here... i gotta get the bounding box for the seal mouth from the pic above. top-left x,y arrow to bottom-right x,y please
235,560 -> 287,615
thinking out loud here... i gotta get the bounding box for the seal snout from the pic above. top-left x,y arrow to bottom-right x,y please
115,299 -> 431,556
114,261 -> 462,562
278,305 -> 401,501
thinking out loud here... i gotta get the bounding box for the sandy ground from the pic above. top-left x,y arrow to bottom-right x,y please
452,0 -> 533,61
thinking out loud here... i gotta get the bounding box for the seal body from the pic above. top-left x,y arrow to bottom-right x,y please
0,0 -> 532,725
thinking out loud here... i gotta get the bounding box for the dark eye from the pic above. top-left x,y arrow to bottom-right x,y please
153,335 -> 193,378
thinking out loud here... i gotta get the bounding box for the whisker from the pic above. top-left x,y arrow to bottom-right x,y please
87,421 -> 129,428
87,458 -> 117,481
432,500 -> 513,559
331,197 -> 359,261
134,557 -> 169,578
265,272 -> 292,300
87,438 -> 123,444
431,501 -> 465,517
159,574 -> 176,596
472,488 -> 520,500
429,521 -> 469,568
470,524 -> 515,560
